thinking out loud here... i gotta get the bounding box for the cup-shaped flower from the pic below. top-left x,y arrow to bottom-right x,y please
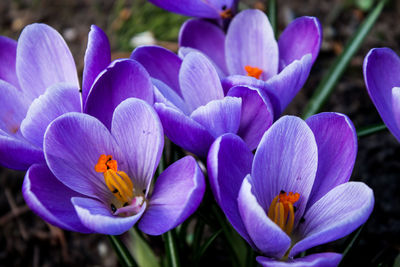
179,9 -> 322,117
363,47 -> 400,142
0,23 -> 154,170
131,47 -> 274,157
147,0 -> 238,19
22,98 -> 205,235
207,113 -> 374,266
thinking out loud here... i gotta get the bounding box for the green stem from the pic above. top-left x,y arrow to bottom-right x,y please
268,0 -> 277,36
302,0 -> 388,119
164,230 -> 181,267
108,235 -> 138,267
339,225 -> 364,266
357,122 -> 387,138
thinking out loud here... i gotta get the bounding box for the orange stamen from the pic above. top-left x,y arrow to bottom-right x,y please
220,8 -> 233,19
244,65 -> 263,79
268,190 -> 300,236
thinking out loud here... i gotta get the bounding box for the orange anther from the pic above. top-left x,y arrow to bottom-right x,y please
95,154 -> 117,173
244,65 -> 263,79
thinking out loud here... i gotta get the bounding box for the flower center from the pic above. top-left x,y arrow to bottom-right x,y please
95,154 -> 135,209
267,190 -> 300,235
244,65 -> 263,79
220,7 -> 233,19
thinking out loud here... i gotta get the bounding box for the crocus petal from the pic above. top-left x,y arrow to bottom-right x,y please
222,75 -> 281,116
265,54 -> 312,116
179,19 -> 228,74
227,85 -> 274,150
306,113 -> 357,207
278,17 -> 322,70
131,45 -> 182,95
207,133 -> 254,246
85,59 -> 154,129
0,134 -> 44,170
0,36 -> 19,88
20,83 -> 81,148
393,87 -> 400,128
22,164 -> 92,233
0,80 -> 30,135
225,9 -> 278,79
154,102 -> 214,157
148,0 -> 236,19
139,156 -> 205,235
290,182 -> 374,257
179,52 -> 224,112
72,197 -> 146,235
257,253 -> 342,267
44,113 -> 126,200
153,78 -> 189,114
82,25 -> 111,108
190,96 -> 241,138
111,98 -> 164,193
251,116 -> 318,226
363,48 -> 400,140
16,23 -> 79,101
238,176 -> 291,258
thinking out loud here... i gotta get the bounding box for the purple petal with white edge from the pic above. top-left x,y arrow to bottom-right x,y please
85,59 -> 154,129
238,176 -> 291,257
131,45 -> 182,95
20,83 -> 81,148
222,75 -> 281,116
393,87 -> 400,129
153,78 -> 189,114
82,25 -> 111,108
179,52 -> 224,112
207,133 -> 254,246
0,36 -> 19,88
44,112 -> 126,201
251,116 -> 318,226
72,197 -> 146,235
190,96 -> 241,138
227,85 -> 274,150
257,253 -> 342,267
16,23 -> 79,101
179,47 -> 227,79
23,164 -> 92,233
364,48 -> 400,140
154,102 -> 214,157
111,98 -> 164,194
179,19 -> 228,75
265,54 -> 312,116
0,134 -> 44,170
278,17 -> 322,70
148,0 -> 235,19
290,182 -> 374,257
225,9 -> 278,79
306,112 -> 357,208
0,80 -> 30,136
139,156 -> 205,235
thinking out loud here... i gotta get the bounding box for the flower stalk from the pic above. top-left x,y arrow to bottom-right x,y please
108,235 -> 138,267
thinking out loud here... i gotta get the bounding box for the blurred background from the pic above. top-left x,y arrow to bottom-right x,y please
0,0 -> 399,266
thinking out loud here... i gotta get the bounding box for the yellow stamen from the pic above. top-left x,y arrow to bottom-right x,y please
268,190 -> 300,236
244,65 -> 263,79
95,154 -> 134,205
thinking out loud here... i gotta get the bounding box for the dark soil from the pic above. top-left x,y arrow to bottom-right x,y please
0,0 -> 399,266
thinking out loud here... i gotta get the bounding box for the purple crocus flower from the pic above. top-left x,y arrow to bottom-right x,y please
23,98 -> 205,235
0,23 -> 153,170
131,47 -> 274,157
179,9 -> 322,116
208,113 -> 374,266
363,47 -> 400,142
148,0 -> 238,19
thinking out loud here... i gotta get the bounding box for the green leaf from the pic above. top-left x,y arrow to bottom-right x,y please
393,253 -> 400,267
268,0 -> 277,37
163,230 -> 181,267
108,235 -> 138,267
339,225 -> 364,266
357,122 -> 387,138
302,0 -> 388,119
129,229 -> 160,267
